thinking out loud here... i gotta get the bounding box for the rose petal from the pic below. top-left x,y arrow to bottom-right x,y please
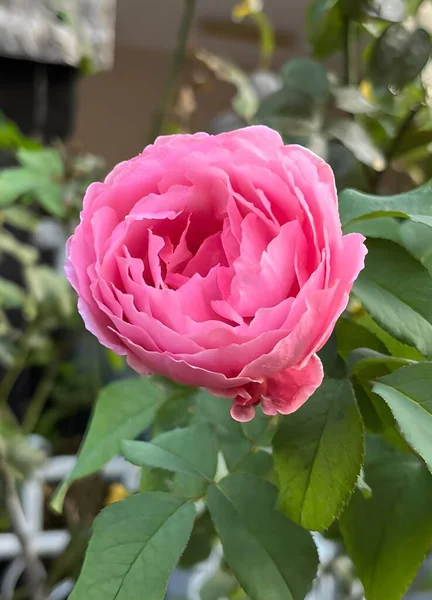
229,220 -> 299,317
230,402 -> 256,422
261,353 -> 323,415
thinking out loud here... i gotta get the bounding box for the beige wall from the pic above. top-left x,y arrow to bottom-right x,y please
74,44 -> 235,168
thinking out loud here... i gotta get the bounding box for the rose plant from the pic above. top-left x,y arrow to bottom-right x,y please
49,0 -> 432,597
55,122 -> 432,600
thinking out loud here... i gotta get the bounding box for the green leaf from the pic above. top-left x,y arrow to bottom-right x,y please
335,317 -> 387,360
221,438 -> 254,472
153,388 -> 197,434
280,58 -> 330,103
407,0 -> 424,15
327,119 -> 385,170
26,265 -> 74,321
353,239 -> 432,356
51,378 -> 165,512
179,509 -> 216,568
398,220 -> 432,276
369,24 -> 431,91
273,379 -> 364,531
193,392 -> 252,469
170,471 -> 207,499
34,184 -> 65,218
241,406 -> 276,446
193,392 -> 242,439
339,0 -> 364,19
333,86 -> 375,114
193,392 -> 274,472
0,339 -> 16,368
306,0 -> 343,59
1,205 -> 39,232
0,230 -> 38,265
0,118 -> 40,151
236,450 -> 274,480
339,180 -> 432,228
207,473 -> 318,600
355,310 -> 424,361
0,278 -> 25,309
122,425 -> 218,481
340,440 -> 432,600
0,406 -> 44,476
0,151 -> 64,215
0,168 -> 43,206
4,436 -> 46,479
373,362 -> 432,472
349,351 -> 416,452
0,406 -> 20,439
0,407 -> 46,478
346,349 -> 410,379
140,465 -> 172,493
196,49 -> 259,120
256,86 -> 315,121
17,148 -> 64,179
318,333 -> 341,377
70,493 -> 195,600
395,129 -> 432,159
356,373 -> 387,429
343,215 -> 401,240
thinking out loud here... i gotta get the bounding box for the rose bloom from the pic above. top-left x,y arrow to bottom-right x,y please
66,126 -> 366,422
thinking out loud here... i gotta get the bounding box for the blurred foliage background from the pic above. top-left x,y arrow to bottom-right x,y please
168,0 -> 432,195
1,0 -> 432,598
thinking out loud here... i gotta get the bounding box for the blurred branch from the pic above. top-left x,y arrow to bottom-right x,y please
371,103 -> 422,191
254,11 -> 275,69
0,326 -> 33,410
2,468 -> 47,600
235,10 -> 275,70
32,65 -> 48,142
147,0 -> 197,143
22,362 -> 58,435
342,17 -> 355,86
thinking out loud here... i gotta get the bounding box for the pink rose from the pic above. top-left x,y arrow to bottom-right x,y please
66,126 -> 366,422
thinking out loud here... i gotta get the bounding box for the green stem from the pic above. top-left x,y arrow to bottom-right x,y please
22,362 -> 58,435
342,18 -> 350,85
147,0 -> 196,144
249,12 -> 275,70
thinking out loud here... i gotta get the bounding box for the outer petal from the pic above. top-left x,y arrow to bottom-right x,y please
114,328 -> 255,390
229,354 -> 323,422
262,353 -> 324,415
282,144 -> 337,208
